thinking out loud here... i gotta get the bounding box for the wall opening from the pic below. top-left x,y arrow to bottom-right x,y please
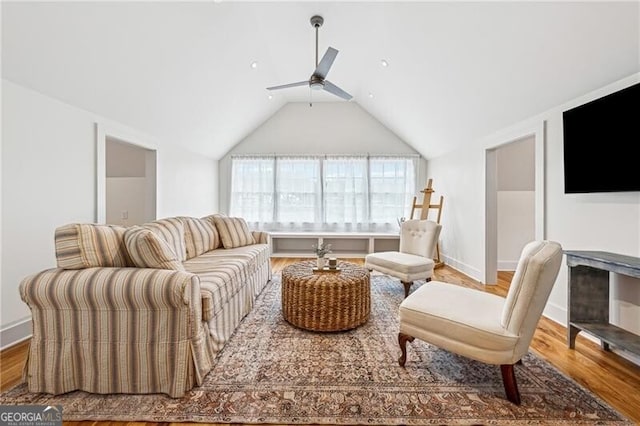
96,123 -> 157,224
484,122 -> 545,284
105,138 -> 156,225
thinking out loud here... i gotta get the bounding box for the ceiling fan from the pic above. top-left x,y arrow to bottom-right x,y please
267,15 -> 352,101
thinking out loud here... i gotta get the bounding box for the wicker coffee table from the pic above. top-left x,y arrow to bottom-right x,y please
281,260 -> 371,332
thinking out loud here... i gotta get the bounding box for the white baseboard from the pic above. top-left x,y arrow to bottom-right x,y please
1,318 -> 32,350
439,254 -> 482,284
543,301 -> 567,327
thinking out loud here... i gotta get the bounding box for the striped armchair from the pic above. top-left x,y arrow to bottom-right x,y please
20,215 -> 271,397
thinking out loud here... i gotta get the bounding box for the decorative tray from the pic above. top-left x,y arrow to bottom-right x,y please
312,267 -> 341,273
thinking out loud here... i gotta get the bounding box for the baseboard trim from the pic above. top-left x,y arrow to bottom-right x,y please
1,318 -> 32,351
440,255 -> 482,283
543,301 -> 567,327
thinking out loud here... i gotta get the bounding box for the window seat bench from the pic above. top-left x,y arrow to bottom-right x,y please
269,231 -> 400,258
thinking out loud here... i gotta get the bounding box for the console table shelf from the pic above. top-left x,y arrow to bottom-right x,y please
569,322 -> 640,355
565,250 -> 640,356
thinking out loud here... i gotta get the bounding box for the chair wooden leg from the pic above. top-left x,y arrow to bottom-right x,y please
398,333 -> 415,366
500,364 -> 521,405
401,281 -> 412,298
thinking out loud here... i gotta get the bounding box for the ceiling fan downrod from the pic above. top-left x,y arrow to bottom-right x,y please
310,15 -> 324,68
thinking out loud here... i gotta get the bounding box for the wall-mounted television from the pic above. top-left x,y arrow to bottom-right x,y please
562,82 -> 640,194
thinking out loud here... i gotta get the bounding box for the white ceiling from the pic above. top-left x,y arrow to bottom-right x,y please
2,1 -> 639,160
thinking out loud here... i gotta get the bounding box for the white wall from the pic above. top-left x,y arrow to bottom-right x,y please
106,139 -> 147,177
427,73 -> 640,339
219,102 -> 426,213
424,146 -> 486,279
157,145 -> 218,218
0,80 -> 218,348
497,191 -> 535,270
106,178 -> 148,226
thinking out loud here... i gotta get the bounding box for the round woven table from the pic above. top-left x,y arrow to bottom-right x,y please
281,260 -> 371,332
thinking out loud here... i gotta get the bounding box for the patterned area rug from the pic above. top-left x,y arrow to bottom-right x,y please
1,274 -> 632,425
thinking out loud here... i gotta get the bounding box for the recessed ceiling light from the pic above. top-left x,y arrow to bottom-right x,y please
268,94 -> 273,100
380,59 -> 389,67
368,93 -> 374,99
250,61 -> 258,69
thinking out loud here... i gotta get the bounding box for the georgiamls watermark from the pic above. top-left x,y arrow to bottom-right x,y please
0,405 -> 62,426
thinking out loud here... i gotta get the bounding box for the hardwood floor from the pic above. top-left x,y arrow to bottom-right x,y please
2,258 -> 640,425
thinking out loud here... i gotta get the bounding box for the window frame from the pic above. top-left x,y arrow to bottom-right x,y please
230,153 -> 418,232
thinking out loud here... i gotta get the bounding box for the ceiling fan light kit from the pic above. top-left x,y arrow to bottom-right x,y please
266,15 -> 353,102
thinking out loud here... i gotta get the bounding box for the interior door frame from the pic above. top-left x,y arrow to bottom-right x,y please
484,120 -> 545,284
96,122 -> 157,224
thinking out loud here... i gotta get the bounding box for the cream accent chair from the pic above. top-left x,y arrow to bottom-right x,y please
397,240 -> 563,405
365,219 -> 442,298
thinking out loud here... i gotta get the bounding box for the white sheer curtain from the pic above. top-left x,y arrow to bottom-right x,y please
369,156 -> 417,225
229,154 -> 418,232
323,156 -> 368,230
229,156 -> 274,227
275,156 -> 322,230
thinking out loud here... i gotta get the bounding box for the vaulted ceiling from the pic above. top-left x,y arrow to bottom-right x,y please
2,1 -> 638,160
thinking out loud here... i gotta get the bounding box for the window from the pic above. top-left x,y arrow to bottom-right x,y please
230,154 -> 417,231
324,156 -> 368,225
369,157 -> 416,224
276,157 -> 321,223
229,157 -> 274,223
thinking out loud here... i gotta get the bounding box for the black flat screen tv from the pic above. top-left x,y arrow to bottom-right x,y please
562,82 -> 640,193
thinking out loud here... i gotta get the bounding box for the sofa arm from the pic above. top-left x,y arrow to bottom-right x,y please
20,267 -> 199,312
19,267 -> 209,397
252,230 -> 270,245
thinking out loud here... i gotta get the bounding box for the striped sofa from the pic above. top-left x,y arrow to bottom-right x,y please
19,214 -> 271,398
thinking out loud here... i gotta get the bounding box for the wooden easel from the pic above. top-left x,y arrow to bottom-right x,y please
409,179 -> 444,268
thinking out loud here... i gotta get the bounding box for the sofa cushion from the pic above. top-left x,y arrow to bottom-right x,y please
180,216 -> 221,259
183,243 -> 271,319
55,223 -> 133,269
212,216 -> 256,249
124,226 -> 185,271
186,259 -> 248,318
141,217 -> 187,262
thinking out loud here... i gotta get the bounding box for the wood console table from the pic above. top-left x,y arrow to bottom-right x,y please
565,250 -> 640,356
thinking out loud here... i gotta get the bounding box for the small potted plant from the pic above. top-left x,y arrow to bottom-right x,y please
313,242 -> 332,269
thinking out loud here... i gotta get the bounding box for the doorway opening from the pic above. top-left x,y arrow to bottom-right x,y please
484,122 -> 545,284
96,123 -> 157,225
105,138 -> 156,226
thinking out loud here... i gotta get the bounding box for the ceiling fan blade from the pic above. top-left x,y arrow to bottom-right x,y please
313,47 -> 338,79
323,80 -> 352,101
266,81 -> 309,91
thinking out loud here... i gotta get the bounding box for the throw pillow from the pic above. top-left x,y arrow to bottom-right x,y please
180,216 -> 222,259
55,223 -> 133,269
124,226 -> 185,271
212,216 -> 256,249
141,217 -> 187,262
